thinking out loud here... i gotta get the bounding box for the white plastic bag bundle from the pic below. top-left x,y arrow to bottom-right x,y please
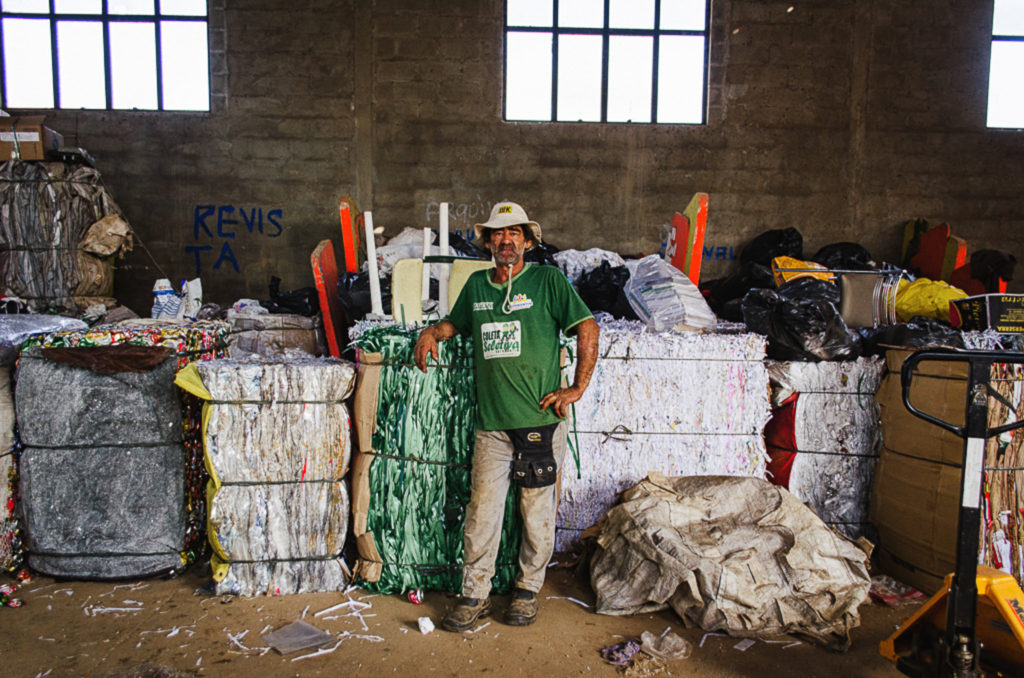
624,255 -> 716,331
152,278 -> 202,320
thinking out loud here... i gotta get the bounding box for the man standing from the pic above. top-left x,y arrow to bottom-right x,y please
414,201 -> 599,631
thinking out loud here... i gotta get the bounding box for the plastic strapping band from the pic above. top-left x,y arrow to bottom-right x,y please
220,554 -> 343,564
590,429 -> 760,437
21,441 -> 184,450
569,402 -> 581,479
28,548 -> 180,558
219,478 -> 344,487
208,399 -> 347,405
363,450 -> 469,469
563,340 -> 581,479
766,446 -> 879,459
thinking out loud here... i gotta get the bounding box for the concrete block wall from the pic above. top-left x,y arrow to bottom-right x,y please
11,0 -> 1023,312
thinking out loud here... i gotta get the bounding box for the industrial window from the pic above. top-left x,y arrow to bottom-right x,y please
505,0 -> 708,124
0,0 -> 209,111
988,0 -> 1024,128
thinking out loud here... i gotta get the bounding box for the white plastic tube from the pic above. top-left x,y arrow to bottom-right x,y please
439,202 -> 450,314
421,227 -> 431,302
364,211 -> 384,317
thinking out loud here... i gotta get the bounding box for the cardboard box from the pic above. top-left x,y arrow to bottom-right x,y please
869,446 -> 960,594
949,293 -> 1024,333
0,116 -> 63,160
876,348 -> 967,466
871,347 -> 969,593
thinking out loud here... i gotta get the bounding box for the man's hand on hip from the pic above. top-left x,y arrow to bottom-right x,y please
539,384 -> 584,418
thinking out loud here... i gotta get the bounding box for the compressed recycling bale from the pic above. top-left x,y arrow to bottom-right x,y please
0,365 -> 16,570
557,321 -> 772,551
0,161 -> 129,314
209,482 -> 349,596
348,322 -> 522,595
180,357 -> 356,596
766,356 -> 886,540
15,352 -> 185,578
226,312 -> 324,358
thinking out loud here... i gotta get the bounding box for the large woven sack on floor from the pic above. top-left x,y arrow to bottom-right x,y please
591,473 -> 871,652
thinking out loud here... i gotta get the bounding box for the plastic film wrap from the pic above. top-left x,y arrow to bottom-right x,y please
182,357 -> 356,597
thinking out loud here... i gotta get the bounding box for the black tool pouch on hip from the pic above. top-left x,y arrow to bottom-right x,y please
506,422 -> 560,488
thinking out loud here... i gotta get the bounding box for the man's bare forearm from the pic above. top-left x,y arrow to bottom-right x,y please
423,319 -> 459,343
571,317 -> 599,392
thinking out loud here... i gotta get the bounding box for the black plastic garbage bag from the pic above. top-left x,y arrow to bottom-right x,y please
740,227 -> 803,267
525,240 -> 560,267
741,277 -> 861,361
780,276 -> 841,305
575,261 -> 638,320
969,249 -> 1017,290
337,272 -> 392,321
262,276 -> 320,316
856,318 -> 966,357
447,231 -> 488,258
701,263 -> 775,321
812,243 -> 875,271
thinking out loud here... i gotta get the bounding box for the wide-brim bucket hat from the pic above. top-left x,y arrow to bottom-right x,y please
472,201 -> 542,250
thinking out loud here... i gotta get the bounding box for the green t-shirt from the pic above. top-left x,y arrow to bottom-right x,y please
446,264 -> 593,431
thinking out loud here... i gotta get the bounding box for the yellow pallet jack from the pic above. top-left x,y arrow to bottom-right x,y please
880,349 -> 1024,677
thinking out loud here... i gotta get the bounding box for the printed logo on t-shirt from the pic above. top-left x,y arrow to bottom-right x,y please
507,293 -> 533,311
481,321 -> 521,359
473,301 -> 493,312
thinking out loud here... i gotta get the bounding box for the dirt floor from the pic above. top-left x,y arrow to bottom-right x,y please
0,561 -> 917,678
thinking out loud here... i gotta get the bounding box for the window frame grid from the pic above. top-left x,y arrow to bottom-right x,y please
989,29 -> 1024,129
504,0 -> 711,125
0,1 -> 209,111
987,3 -> 1024,129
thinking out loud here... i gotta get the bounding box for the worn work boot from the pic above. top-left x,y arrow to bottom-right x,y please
441,596 -> 491,632
504,588 -> 538,626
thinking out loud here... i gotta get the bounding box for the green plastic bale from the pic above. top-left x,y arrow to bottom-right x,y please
353,325 -> 521,594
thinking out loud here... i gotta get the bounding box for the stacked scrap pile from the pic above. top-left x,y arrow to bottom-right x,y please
0,362 -> 16,570
20,320 -> 229,569
765,356 -> 886,539
0,314 -> 87,571
350,324 -> 522,594
177,357 -> 355,596
983,363 -> 1024,584
226,312 -> 324,358
557,321 -> 772,552
16,349 -> 185,578
872,345 -> 1024,593
0,161 -> 130,313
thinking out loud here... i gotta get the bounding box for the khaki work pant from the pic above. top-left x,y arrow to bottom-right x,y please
461,421 -> 568,599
